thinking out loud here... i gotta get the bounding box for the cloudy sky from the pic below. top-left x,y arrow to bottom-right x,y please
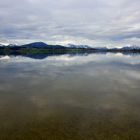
0,0 -> 140,47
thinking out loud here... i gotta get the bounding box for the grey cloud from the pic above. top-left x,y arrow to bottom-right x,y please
0,0 -> 140,47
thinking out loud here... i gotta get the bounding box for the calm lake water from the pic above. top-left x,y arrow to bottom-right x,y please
0,53 -> 140,140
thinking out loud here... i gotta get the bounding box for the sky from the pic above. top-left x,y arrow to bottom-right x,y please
0,0 -> 140,47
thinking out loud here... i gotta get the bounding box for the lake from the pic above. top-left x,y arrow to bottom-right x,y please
0,53 -> 140,140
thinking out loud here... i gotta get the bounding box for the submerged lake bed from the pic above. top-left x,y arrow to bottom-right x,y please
0,53 -> 140,140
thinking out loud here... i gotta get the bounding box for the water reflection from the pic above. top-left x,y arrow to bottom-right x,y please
0,53 -> 140,139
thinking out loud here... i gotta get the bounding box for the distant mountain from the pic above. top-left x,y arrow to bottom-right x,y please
121,45 -> 140,51
67,44 -> 91,49
0,44 -> 6,47
21,42 -> 48,48
94,46 -> 140,51
0,42 -> 140,52
8,44 -> 18,48
20,42 -> 66,49
0,42 -> 66,49
67,45 -> 118,51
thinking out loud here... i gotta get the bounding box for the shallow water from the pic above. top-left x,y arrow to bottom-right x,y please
0,53 -> 140,140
